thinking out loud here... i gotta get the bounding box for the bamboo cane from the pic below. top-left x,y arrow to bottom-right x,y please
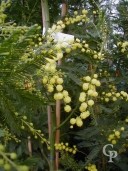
55,1 -> 68,170
41,1 -> 55,170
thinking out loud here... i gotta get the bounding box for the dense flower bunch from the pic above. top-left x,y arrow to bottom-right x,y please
70,74 -> 100,128
55,142 -> 77,154
101,85 -> 128,102
117,41 -> 128,52
47,9 -> 88,35
85,163 -> 98,171
107,128 -> 125,145
37,8 -> 128,134
42,70 -> 72,113
38,10 -> 105,121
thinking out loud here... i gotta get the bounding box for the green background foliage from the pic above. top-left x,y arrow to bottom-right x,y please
0,0 -> 128,171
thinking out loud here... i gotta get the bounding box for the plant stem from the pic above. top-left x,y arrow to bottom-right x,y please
61,0 -> 68,18
55,100 -> 61,170
0,151 -> 20,171
48,106 -> 52,138
49,111 -> 56,171
55,102 -> 79,130
40,148 -> 50,169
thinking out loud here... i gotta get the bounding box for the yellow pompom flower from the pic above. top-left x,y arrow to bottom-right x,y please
79,102 -> 88,112
47,84 -> 54,92
95,80 -> 101,87
87,100 -> 94,106
82,9 -> 88,15
70,118 -> 76,125
79,96 -> 86,102
112,140 -> 117,145
42,76 -> 48,84
56,84 -> 63,91
74,11 -> 78,15
87,89 -> 94,96
84,76 -> 91,82
54,93 -> 63,100
62,90 -> 69,96
64,105 -> 71,112
76,117 -> 83,127
64,96 -> 71,103
83,83 -> 89,90
50,77 -> 56,84
56,78 -> 63,84
115,131 -> 120,137
80,111 -> 90,119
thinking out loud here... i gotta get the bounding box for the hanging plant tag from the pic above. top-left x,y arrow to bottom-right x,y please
53,32 -> 74,44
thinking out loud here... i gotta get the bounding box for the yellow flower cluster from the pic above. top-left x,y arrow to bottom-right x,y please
70,74 -> 100,128
107,127 -> 125,145
92,51 -> 104,60
42,71 -> 71,113
85,163 -> 98,171
54,87 -> 72,113
125,118 -> 128,123
44,10 -> 104,64
42,74 -> 61,92
43,61 -> 57,73
42,62 -> 72,113
50,38 -> 104,62
117,41 -> 128,52
54,142 -> 77,154
48,9 -> 88,35
101,85 -> 128,102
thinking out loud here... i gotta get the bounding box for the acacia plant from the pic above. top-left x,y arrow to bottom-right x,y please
0,0 -> 128,171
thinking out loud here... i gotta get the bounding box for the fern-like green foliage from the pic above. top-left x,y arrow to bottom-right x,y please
0,1 -> 47,132
60,152 -> 85,171
0,1 -> 49,170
